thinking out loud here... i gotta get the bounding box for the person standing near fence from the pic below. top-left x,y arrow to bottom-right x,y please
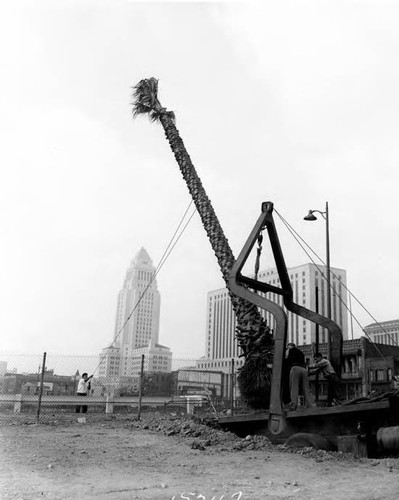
76,373 -> 93,413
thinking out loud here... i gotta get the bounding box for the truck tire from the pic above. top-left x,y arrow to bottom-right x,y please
285,432 -> 332,450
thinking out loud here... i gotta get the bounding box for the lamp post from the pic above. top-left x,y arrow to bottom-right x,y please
314,285 -> 319,401
304,201 -> 331,361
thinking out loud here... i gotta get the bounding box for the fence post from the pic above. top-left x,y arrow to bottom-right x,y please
230,358 -> 235,415
105,394 -> 114,414
137,354 -> 145,420
14,394 -> 22,413
36,352 -> 47,424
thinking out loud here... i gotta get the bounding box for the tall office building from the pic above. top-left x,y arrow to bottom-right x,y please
98,247 -> 172,386
198,263 -> 348,371
257,263 -> 348,346
114,247 -> 161,377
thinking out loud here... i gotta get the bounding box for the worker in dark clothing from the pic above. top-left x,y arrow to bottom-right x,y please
285,343 -> 314,410
308,353 -> 343,406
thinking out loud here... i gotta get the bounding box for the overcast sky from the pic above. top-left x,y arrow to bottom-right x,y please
1,0 -> 399,366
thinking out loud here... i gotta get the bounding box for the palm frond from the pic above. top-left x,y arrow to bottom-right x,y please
132,77 -> 159,118
132,78 -> 175,123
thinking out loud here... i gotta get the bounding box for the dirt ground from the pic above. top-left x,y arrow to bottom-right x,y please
1,412 -> 399,500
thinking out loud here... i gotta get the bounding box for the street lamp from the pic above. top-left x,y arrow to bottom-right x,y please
304,201 -> 331,361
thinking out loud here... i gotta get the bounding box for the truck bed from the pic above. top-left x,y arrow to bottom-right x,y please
218,397 -> 399,454
219,399 -> 392,425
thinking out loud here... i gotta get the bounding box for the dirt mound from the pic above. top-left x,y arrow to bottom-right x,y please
126,411 -> 389,463
126,411 -> 274,452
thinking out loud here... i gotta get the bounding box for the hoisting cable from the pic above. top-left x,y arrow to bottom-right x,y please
90,201 -> 197,376
274,209 -> 394,365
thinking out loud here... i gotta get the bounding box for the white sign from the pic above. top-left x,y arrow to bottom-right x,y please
37,382 -> 53,391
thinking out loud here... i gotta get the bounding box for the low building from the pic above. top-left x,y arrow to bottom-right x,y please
171,369 -> 224,398
118,372 -> 174,396
363,319 -> 399,346
195,337 -> 399,403
0,361 -> 7,376
0,369 -> 76,395
300,337 -> 399,402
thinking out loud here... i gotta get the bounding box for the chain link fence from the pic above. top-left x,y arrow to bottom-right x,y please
0,353 -> 245,424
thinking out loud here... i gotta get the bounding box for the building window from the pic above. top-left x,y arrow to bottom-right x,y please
376,369 -> 385,382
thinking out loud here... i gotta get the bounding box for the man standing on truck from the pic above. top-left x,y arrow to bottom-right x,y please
308,353 -> 343,406
285,343 -> 314,410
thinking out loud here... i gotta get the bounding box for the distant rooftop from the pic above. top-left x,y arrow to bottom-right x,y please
364,319 -> 399,329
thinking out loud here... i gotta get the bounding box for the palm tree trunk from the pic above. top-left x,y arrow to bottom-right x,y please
132,78 -> 273,408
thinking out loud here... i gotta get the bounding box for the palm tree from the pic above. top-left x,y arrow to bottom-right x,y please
132,78 -> 273,408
